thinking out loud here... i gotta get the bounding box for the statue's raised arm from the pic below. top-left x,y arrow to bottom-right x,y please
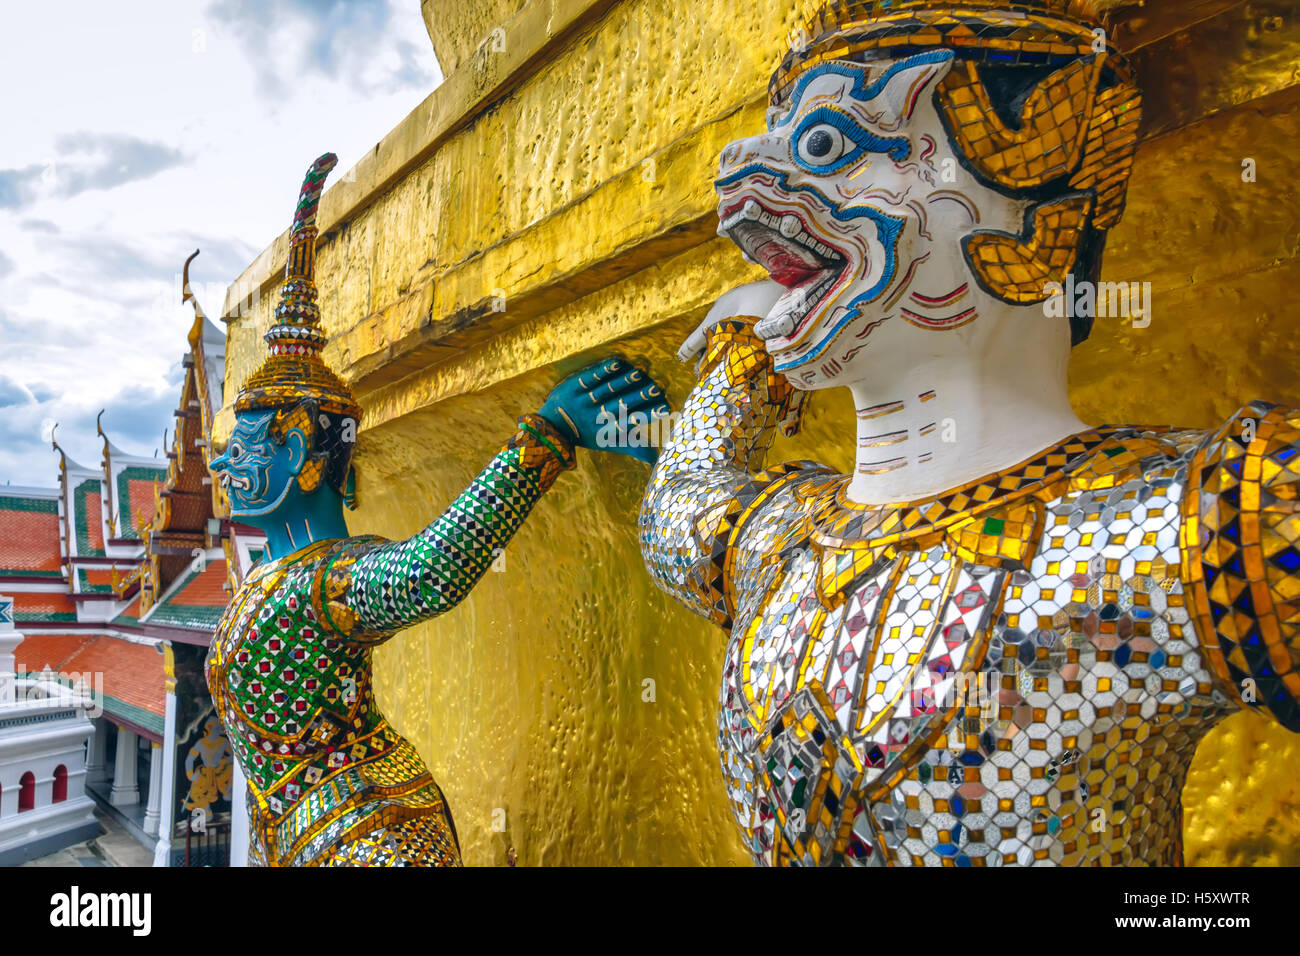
640,281 -> 830,628
311,411 -> 575,642
312,349 -> 663,641
205,155 -> 668,867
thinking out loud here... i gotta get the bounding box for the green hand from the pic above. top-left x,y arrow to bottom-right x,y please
539,357 -> 671,465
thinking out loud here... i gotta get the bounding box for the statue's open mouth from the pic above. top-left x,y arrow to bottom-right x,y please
218,470 -> 252,492
719,199 -> 850,343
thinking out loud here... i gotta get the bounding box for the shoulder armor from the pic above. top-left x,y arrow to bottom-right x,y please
1181,402 -> 1300,731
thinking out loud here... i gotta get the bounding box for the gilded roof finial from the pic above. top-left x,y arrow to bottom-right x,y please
50,422 -> 67,474
182,248 -> 207,321
97,409 -> 119,535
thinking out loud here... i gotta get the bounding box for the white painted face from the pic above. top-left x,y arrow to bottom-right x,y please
715,51 -> 1030,390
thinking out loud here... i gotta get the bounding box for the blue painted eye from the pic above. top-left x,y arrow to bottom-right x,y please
790,107 -> 911,172
797,123 -> 851,166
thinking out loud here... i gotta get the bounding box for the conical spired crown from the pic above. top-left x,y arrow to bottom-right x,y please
234,153 -> 362,422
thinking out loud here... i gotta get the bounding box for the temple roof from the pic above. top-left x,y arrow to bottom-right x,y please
0,253 -> 252,750
0,257 -> 248,754
110,591 -> 144,628
9,590 -> 78,624
0,487 -> 63,581
109,465 -> 167,542
11,633 -> 95,670
184,250 -> 226,436
51,438 -> 96,477
15,633 -> 166,740
114,260 -> 251,622
138,557 -> 229,631
98,412 -> 166,542
198,317 -> 226,424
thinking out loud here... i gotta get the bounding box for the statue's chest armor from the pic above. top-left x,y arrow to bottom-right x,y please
716,478 -> 1226,866
207,556 -> 368,783
733,549 -> 1007,730
719,549 -> 1004,851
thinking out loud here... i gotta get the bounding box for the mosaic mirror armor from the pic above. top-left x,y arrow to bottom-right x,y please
207,156 -> 667,866
640,1 -> 1300,866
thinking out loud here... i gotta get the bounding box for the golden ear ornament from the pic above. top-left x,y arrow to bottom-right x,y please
962,193 -> 1093,302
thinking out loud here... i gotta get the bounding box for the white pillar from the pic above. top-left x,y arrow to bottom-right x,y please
86,720 -> 109,785
142,744 -> 164,835
0,599 -> 22,705
152,679 -> 177,867
110,727 -> 139,806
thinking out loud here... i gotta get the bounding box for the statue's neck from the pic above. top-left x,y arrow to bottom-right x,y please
843,333 -> 1086,506
250,489 -> 350,562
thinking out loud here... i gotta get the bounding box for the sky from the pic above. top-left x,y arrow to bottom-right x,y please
0,0 -> 442,488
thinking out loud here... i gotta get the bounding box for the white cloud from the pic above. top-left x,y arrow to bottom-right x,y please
0,374 -> 36,409
0,133 -> 188,209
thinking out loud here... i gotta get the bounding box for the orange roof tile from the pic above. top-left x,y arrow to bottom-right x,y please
174,561 -> 228,607
14,633 -> 96,673
124,476 -> 159,535
71,480 -> 106,555
0,497 -> 62,576
61,637 -> 166,720
147,559 -> 229,629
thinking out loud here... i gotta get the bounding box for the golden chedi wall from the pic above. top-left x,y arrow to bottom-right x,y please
217,0 -> 1300,865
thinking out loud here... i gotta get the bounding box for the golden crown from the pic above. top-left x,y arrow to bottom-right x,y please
773,1 -> 1131,108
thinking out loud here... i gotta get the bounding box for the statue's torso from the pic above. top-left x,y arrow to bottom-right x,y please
718,426 -> 1235,866
205,539 -> 457,866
